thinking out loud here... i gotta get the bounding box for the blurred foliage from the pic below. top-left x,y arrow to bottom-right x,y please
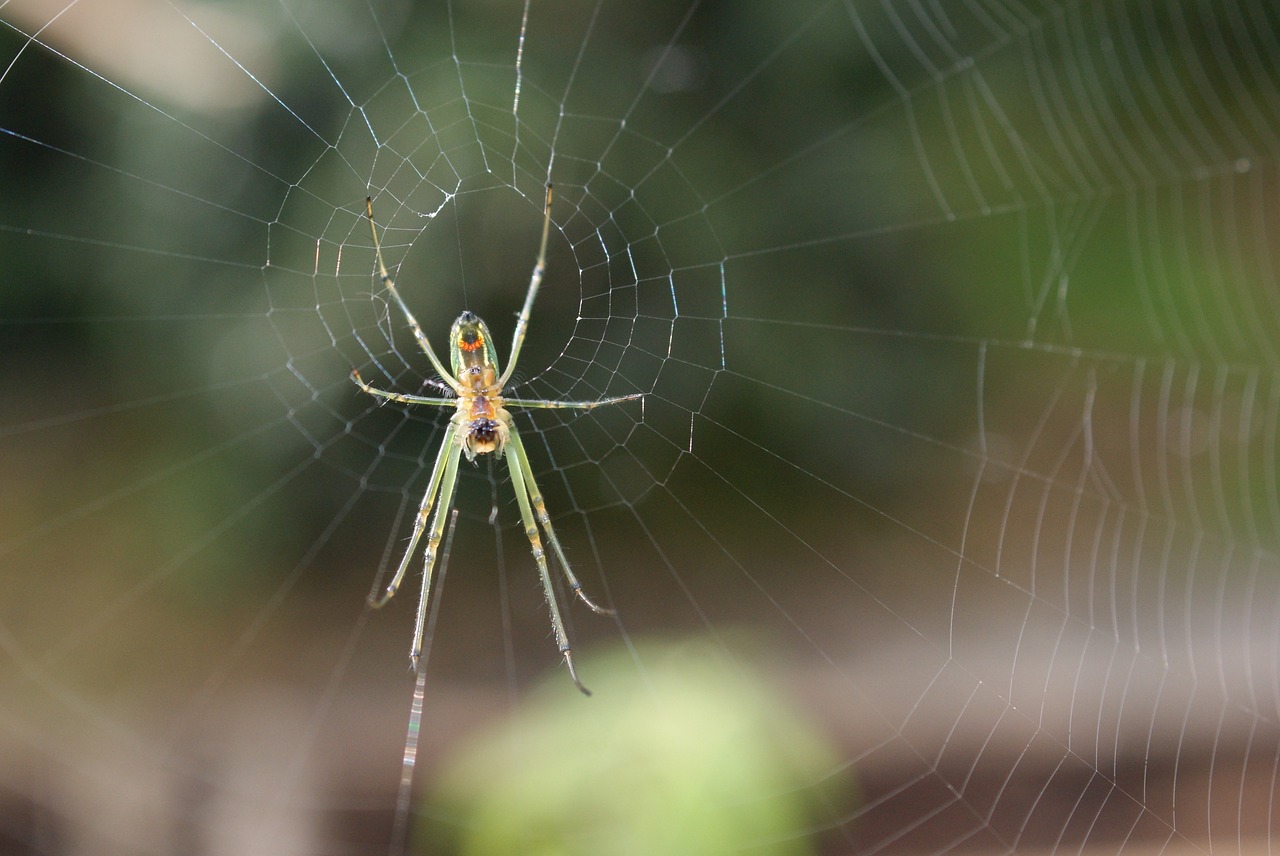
426,637 -> 852,856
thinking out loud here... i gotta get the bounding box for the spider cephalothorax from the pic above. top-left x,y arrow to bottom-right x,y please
352,186 -> 641,694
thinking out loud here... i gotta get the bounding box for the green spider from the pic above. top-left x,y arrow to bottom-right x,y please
353,186 -> 639,695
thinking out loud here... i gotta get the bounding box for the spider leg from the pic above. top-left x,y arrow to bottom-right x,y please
497,184 -> 553,389
368,421 -> 459,610
365,197 -> 462,394
505,393 -> 642,410
352,369 -> 455,407
504,422 -> 609,696
506,427 -> 615,615
407,435 -> 463,673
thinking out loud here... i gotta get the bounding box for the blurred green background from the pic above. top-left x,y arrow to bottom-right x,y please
2,0 -> 1280,853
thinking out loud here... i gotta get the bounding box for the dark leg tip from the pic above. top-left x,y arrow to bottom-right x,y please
563,649 -> 592,696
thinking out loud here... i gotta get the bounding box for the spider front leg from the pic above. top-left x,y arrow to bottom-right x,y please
497,183 -> 554,389
365,197 -> 461,394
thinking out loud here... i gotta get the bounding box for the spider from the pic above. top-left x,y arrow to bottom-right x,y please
352,185 -> 639,695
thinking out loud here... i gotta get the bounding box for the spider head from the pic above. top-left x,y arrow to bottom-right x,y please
449,311 -> 500,382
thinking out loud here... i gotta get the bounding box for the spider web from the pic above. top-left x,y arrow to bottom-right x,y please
2,0 -> 1279,853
